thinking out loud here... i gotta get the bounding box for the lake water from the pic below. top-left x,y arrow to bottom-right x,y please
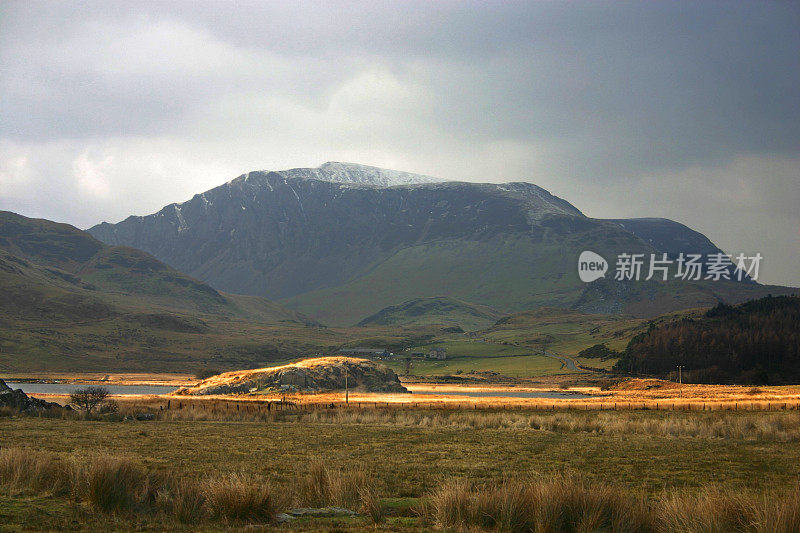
410,389 -> 594,399
5,382 -> 177,396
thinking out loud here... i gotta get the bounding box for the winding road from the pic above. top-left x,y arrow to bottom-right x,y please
542,350 -> 587,372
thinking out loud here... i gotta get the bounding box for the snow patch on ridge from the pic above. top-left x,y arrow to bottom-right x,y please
279,161 -> 442,187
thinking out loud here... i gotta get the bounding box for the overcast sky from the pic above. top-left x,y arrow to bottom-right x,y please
1,1 -> 798,286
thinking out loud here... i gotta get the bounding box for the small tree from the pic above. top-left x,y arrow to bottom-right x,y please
70,386 -> 110,414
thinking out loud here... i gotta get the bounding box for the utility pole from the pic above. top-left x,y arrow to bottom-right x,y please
677,365 -> 684,398
344,364 -> 349,405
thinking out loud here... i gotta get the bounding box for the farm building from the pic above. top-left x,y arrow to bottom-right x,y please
428,348 -> 447,360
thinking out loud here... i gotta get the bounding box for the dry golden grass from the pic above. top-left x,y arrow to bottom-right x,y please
655,485 -> 800,533
2,430 -> 800,531
200,473 -> 276,522
26,393 -> 800,443
427,477 -> 800,533
428,476 -> 652,533
0,447 -> 277,524
359,482 -> 385,524
164,378 -> 800,410
158,476 -> 205,523
296,408 -> 800,440
297,457 -> 375,511
0,447 -> 72,495
77,454 -> 154,513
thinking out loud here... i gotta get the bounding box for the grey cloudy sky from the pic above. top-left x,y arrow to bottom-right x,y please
0,1 -> 798,286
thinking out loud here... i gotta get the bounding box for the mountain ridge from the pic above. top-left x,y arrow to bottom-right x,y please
87,163 -> 794,325
89,166 -> 589,307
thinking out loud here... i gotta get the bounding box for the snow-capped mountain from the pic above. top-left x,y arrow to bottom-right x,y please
88,163 -> 778,325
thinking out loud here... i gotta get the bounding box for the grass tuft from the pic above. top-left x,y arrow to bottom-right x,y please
429,476 -> 652,533
298,458 -> 371,510
0,447 -> 72,495
359,481 -> 385,524
76,454 -> 152,513
201,473 -> 276,522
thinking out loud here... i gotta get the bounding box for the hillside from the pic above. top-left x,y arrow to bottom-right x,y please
176,357 -> 407,395
0,211 -> 226,313
86,162 -> 793,326
356,296 -> 505,331
0,211 -> 329,373
614,295 -> 800,384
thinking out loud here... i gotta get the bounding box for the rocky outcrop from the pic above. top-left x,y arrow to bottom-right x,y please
0,378 -> 64,412
176,357 -> 408,395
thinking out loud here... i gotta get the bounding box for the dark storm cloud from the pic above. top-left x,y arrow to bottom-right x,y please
4,1 -> 799,161
0,1 -> 798,284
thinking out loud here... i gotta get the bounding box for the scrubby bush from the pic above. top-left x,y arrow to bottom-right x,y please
69,386 -> 111,414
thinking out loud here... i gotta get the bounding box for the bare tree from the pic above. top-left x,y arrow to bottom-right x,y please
69,386 -> 110,414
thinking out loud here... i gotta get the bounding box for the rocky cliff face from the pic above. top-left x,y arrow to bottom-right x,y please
176,357 -> 407,395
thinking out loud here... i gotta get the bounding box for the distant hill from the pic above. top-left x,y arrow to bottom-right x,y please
614,295 -> 800,384
0,211 -> 324,373
0,211 -> 226,312
87,162 -> 795,326
356,296 -> 505,331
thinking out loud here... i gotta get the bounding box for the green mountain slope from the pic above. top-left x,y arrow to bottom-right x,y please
0,211 -> 328,373
282,230 -> 792,326
356,296 -> 506,331
283,234 -> 583,325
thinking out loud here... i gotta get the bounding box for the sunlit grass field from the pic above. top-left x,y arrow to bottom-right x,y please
2,407 -> 800,531
381,340 -> 572,377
